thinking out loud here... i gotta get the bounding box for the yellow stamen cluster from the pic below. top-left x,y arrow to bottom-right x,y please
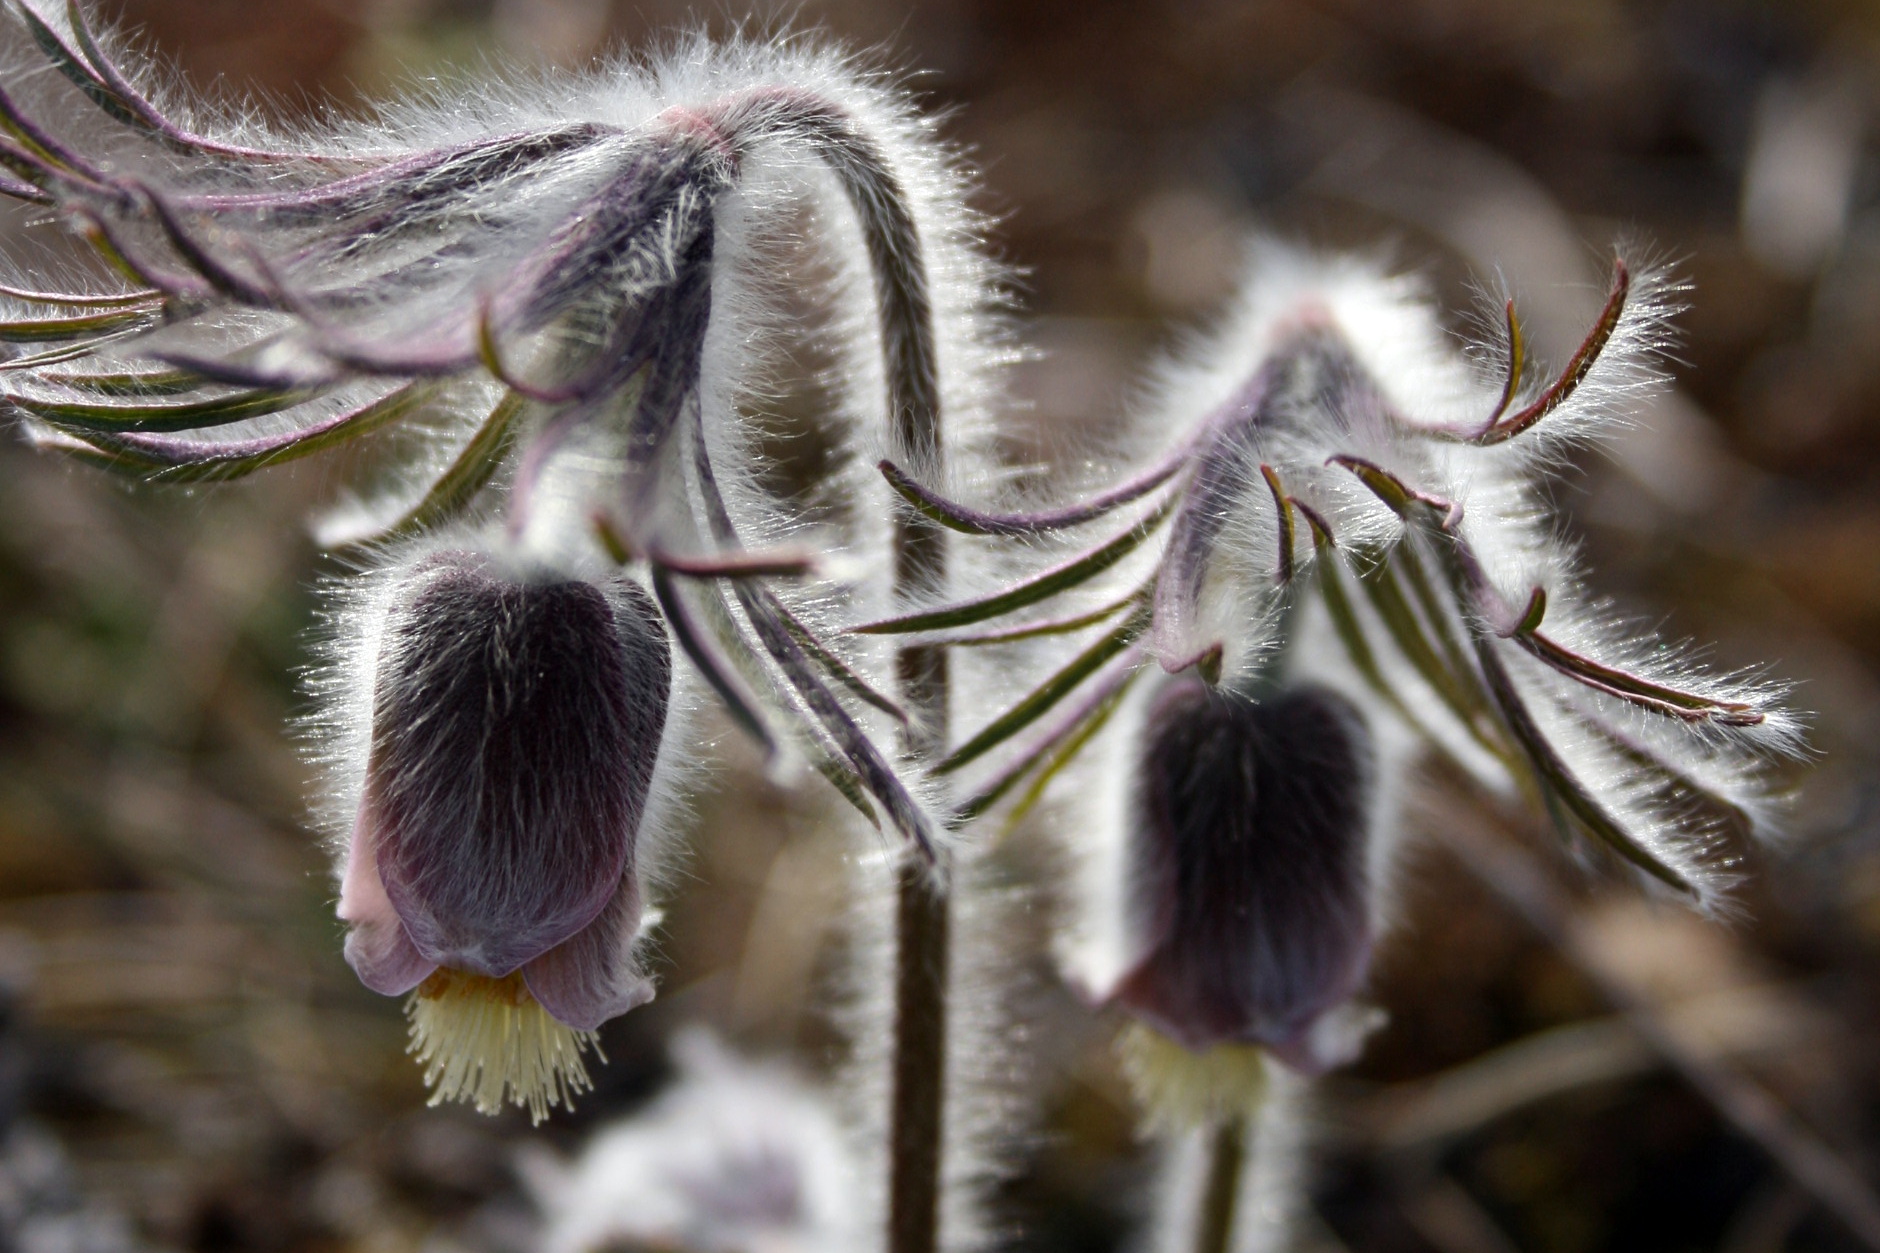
406,968 -> 602,1123
1115,1021 -> 1268,1132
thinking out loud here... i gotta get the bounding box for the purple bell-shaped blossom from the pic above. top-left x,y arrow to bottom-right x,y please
336,549 -> 672,1120
863,245 -> 1800,913
1110,676 -> 1377,1076
0,0 -> 1004,1115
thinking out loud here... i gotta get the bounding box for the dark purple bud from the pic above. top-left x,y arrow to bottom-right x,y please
1111,678 -> 1375,1073
340,551 -> 670,999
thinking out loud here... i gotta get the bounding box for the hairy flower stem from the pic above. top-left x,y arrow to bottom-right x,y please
890,843 -> 950,1253
730,89 -> 956,1250
833,111 -> 953,1253
1194,1116 -> 1246,1253
889,497 -> 950,1253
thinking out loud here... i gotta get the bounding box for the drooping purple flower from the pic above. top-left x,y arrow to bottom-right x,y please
1110,677 -> 1375,1074
863,246 -> 1799,914
337,550 -> 671,1118
0,2 -> 972,882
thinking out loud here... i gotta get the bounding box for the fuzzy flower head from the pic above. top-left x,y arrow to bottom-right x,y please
0,0 -> 985,842
1,2 -> 1004,1114
860,242 -> 1803,1087
332,550 -> 671,1120
1113,676 -> 1377,1075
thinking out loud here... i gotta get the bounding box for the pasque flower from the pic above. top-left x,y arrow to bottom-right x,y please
860,243 -> 1803,1084
836,243 -> 1806,1253
334,549 -> 671,1119
0,1 -> 1002,1115
0,0 -> 986,843
1113,676 -> 1375,1075
0,19 -> 1808,1253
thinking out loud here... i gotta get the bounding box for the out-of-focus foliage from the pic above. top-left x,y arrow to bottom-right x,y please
2,0 -> 1879,1250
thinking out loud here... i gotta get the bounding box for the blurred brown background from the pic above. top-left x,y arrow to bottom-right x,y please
4,0 -> 1880,1250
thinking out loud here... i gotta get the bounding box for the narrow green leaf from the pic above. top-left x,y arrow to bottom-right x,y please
1511,588 -> 1764,725
1488,296 -> 1527,424
0,282 -> 162,308
851,497 -> 1174,635
654,548 -> 816,579
1000,667 -> 1140,832
925,586 -> 1145,647
17,385 -> 315,432
936,604 -> 1151,774
811,753 -> 881,829
1260,462 -> 1295,585
1582,714 -> 1756,843
0,340 -> 111,373
774,599 -> 908,725
1358,552 -> 1493,737
878,451 -> 1188,536
1475,634 -> 1696,895
1514,586 -> 1548,635
352,390 -> 527,545
0,307 -> 155,342
651,566 -> 777,758
81,384 -> 427,481
688,408 -> 940,856
1328,454 -> 1462,527
953,661 -> 1139,824
592,513 -> 634,564
36,367 -> 204,396
1314,537 -> 1437,741
736,581 -> 941,862
1476,258 -> 1629,446
1392,533 -> 1488,708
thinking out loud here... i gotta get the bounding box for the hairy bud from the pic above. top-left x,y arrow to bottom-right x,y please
338,550 -> 671,1118
1111,678 -> 1376,1074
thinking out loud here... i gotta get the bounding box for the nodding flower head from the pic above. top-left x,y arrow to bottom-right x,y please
1112,677 -> 1376,1075
866,242 -> 1803,919
3,3 -> 1006,1105
338,548 -> 672,1120
0,0 -> 1002,875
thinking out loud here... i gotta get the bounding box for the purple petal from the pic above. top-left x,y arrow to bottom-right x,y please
522,875 -> 656,1031
337,811 -> 437,995
1110,679 -> 1375,1067
365,553 -> 671,978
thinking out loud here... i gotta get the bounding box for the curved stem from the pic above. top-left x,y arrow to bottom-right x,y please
718,86 -> 955,1253
796,107 -> 953,1253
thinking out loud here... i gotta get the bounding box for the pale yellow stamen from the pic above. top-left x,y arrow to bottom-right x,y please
406,968 -> 602,1124
1116,1021 -> 1267,1131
